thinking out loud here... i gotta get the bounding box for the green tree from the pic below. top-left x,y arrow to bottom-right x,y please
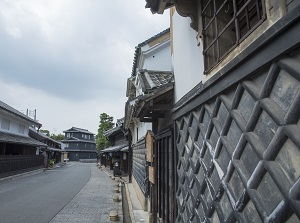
96,113 -> 114,151
50,133 -> 65,141
40,129 -> 50,136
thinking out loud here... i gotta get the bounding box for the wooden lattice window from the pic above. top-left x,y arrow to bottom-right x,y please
201,0 -> 266,72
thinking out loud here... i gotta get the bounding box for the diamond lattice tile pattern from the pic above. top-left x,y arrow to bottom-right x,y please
175,55 -> 300,222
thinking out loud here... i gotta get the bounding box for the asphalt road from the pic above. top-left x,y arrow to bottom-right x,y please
0,162 -> 91,223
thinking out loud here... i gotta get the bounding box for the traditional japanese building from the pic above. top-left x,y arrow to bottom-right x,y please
0,100 -> 46,178
136,0 -> 300,222
29,127 -> 63,164
100,118 -> 129,175
124,28 -> 174,213
61,127 -> 96,161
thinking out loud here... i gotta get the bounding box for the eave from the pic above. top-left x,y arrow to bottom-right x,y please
103,126 -> 124,137
145,0 -> 198,30
145,0 -> 174,14
125,82 -> 174,126
0,101 -> 42,128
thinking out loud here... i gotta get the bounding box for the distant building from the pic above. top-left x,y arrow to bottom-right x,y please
29,127 -> 63,164
100,118 -> 129,175
61,127 -> 96,161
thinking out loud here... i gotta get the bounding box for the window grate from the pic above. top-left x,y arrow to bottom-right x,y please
201,0 -> 266,73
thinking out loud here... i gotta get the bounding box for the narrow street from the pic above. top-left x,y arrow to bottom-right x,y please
0,163 -> 120,223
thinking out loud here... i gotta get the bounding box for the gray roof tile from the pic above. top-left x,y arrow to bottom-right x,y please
139,70 -> 174,92
63,127 -> 94,135
99,144 -> 127,153
0,131 -> 47,147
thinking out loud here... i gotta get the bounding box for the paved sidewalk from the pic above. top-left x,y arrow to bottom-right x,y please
101,167 -> 149,223
50,163 -> 122,223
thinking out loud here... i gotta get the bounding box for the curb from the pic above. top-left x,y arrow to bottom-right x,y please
124,182 -> 136,223
0,168 -> 43,182
0,162 -> 67,182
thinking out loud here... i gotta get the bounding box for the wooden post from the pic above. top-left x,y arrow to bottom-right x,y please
146,131 -> 157,223
153,136 -> 157,223
128,130 -> 132,183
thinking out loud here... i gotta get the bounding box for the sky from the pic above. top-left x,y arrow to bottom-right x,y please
0,0 -> 170,135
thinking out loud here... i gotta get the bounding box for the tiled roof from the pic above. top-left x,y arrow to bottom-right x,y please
45,147 -> 62,152
124,77 -> 174,129
64,149 -> 96,152
104,117 -> 126,137
63,127 -> 94,135
131,28 -> 170,77
116,117 -> 124,127
0,100 -> 42,127
99,144 -> 128,153
29,127 -> 60,144
137,28 -> 170,48
103,126 -> 121,137
65,136 -> 80,141
139,70 -> 174,92
61,137 -> 95,144
0,131 -> 47,147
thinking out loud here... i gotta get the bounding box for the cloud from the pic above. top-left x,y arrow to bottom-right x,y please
0,0 -> 169,134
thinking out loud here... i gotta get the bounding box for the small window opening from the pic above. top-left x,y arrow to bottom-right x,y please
201,0 -> 266,72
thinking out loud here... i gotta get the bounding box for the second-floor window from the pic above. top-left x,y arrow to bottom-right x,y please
82,134 -> 89,139
1,118 -> 10,130
18,124 -> 25,134
201,0 -> 266,72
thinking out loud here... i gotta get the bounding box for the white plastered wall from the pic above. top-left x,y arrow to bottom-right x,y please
0,113 -> 30,136
141,42 -> 172,72
172,10 -> 205,103
131,119 -> 152,144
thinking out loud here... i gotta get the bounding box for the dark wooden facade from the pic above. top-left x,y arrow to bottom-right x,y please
101,118 -> 129,175
132,137 -> 148,195
29,127 -> 62,164
155,128 -> 175,223
100,145 -> 128,174
62,127 -> 96,161
0,155 -> 44,178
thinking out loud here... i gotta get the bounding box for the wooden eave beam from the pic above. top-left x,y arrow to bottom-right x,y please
149,103 -> 172,111
136,84 -> 174,119
138,102 -> 171,119
145,112 -> 164,118
175,0 -> 198,31
140,117 -> 155,122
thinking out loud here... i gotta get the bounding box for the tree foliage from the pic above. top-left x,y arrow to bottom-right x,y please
40,129 -> 50,136
96,113 -> 114,151
40,130 -> 64,141
50,133 -> 65,141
